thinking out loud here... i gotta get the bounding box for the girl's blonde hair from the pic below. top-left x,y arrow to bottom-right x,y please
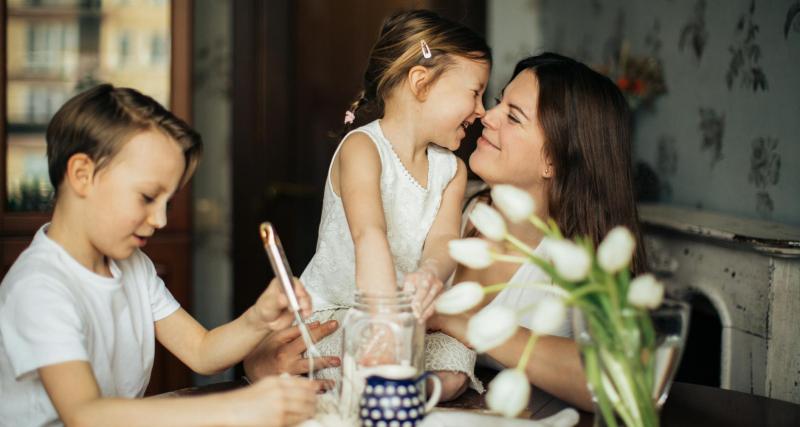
341,9 -> 491,134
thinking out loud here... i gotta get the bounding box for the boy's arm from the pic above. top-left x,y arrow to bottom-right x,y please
155,277 -> 311,375
338,132 -> 397,293
405,158 -> 467,319
39,360 -> 316,427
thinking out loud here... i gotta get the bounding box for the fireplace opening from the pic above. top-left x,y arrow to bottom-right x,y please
674,292 -> 722,387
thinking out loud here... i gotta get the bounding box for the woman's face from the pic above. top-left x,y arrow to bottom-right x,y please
469,70 -> 551,192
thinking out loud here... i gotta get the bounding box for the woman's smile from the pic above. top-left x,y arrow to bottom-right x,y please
477,133 -> 500,150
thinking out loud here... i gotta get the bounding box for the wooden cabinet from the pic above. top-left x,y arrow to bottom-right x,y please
1,0 -> 194,395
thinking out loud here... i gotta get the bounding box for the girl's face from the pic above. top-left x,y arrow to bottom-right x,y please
469,70 -> 550,191
421,55 -> 490,151
85,130 -> 185,261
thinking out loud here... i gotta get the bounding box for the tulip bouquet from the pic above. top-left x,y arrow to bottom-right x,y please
435,185 -> 669,427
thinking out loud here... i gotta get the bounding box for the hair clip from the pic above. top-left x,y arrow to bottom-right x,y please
420,40 -> 432,59
344,110 -> 355,125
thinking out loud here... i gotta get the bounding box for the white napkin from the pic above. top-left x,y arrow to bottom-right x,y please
419,408 -> 580,427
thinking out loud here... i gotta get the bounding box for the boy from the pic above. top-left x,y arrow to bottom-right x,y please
0,84 -> 316,426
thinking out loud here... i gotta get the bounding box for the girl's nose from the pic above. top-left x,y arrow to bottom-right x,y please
474,99 -> 486,117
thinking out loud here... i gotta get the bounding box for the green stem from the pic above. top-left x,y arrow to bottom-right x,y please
583,346 -> 620,427
516,333 -> 538,371
504,233 -> 538,258
600,348 -> 643,427
528,215 -> 552,235
566,284 -> 607,303
482,282 -> 510,294
490,253 -> 530,264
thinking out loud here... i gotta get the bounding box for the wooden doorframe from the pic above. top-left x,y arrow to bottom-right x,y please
232,0 -> 294,319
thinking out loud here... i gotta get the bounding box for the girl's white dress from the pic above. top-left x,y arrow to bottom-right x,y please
301,120 -> 483,391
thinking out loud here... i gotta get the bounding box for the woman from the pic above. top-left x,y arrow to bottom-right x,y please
429,52 -> 647,411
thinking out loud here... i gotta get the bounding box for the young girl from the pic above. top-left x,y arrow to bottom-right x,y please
299,10 -> 491,400
0,84 -> 317,426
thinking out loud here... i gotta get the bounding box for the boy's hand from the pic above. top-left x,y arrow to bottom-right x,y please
402,260 -> 444,323
250,277 -> 313,331
227,376 -> 317,426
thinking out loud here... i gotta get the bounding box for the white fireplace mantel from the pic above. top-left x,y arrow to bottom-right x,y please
639,204 -> 800,405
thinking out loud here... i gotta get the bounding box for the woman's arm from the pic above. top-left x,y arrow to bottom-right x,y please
404,159 -> 467,319
243,319 -> 340,387
336,132 -> 397,293
155,277 -> 311,375
432,312 -> 593,411
39,360 -> 316,427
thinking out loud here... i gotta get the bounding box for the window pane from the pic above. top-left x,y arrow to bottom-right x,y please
5,0 -> 171,211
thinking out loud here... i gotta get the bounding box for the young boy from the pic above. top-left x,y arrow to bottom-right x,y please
0,84 -> 317,426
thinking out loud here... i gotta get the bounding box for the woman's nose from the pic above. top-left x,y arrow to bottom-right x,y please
481,105 -> 500,129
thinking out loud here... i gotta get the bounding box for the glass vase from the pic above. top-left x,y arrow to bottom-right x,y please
572,299 -> 690,427
339,290 -> 425,419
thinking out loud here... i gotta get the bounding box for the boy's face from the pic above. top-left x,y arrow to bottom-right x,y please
85,130 -> 185,260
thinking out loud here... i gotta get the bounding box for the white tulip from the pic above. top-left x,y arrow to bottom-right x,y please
448,238 -> 493,269
627,274 -> 664,309
467,305 -> 518,352
486,369 -> 531,418
529,296 -> 567,335
547,239 -> 591,282
597,226 -> 636,273
469,203 -> 507,241
491,185 -> 536,223
434,282 -> 484,314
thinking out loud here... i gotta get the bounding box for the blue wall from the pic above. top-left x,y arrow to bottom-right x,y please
489,0 -> 800,225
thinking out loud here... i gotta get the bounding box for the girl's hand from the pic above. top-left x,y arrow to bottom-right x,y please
402,260 -> 444,322
357,324 -> 401,366
227,375 -> 317,426
250,277 -> 313,331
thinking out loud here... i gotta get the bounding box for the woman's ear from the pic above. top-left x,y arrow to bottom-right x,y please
65,153 -> 96,197
543,157 -> 555,179
407,65 -> 431,101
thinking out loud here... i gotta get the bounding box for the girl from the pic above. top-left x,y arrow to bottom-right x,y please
430,52 -> 647,411
299,10 -> 491,401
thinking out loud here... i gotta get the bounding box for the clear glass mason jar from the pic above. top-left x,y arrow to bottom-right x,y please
339,290 -> 424,417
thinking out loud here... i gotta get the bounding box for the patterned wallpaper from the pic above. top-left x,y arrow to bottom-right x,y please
488,0 -> 800,225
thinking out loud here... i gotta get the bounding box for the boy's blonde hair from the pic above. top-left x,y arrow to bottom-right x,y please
46,84 -> 203,193
341,9 -> 491,134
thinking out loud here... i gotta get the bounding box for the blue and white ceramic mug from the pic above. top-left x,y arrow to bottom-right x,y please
358,365 -> 442,427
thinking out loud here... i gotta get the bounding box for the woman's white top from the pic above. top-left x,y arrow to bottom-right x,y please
485,240 -> 573,338
301,119 -> 457,309
462,188 -> 572,338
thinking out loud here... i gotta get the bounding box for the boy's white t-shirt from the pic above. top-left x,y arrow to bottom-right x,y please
0,225 -> 180,426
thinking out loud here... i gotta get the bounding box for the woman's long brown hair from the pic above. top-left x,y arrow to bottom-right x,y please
471,53 -> 647,275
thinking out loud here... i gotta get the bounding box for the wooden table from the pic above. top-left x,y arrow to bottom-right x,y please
441,368 -> 800,426
158,368 -> 800,426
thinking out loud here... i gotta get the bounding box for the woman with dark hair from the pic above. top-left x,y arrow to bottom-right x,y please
429,52 -> 647,411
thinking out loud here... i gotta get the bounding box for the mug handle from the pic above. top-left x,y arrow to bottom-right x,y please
416,372 -> 442,412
